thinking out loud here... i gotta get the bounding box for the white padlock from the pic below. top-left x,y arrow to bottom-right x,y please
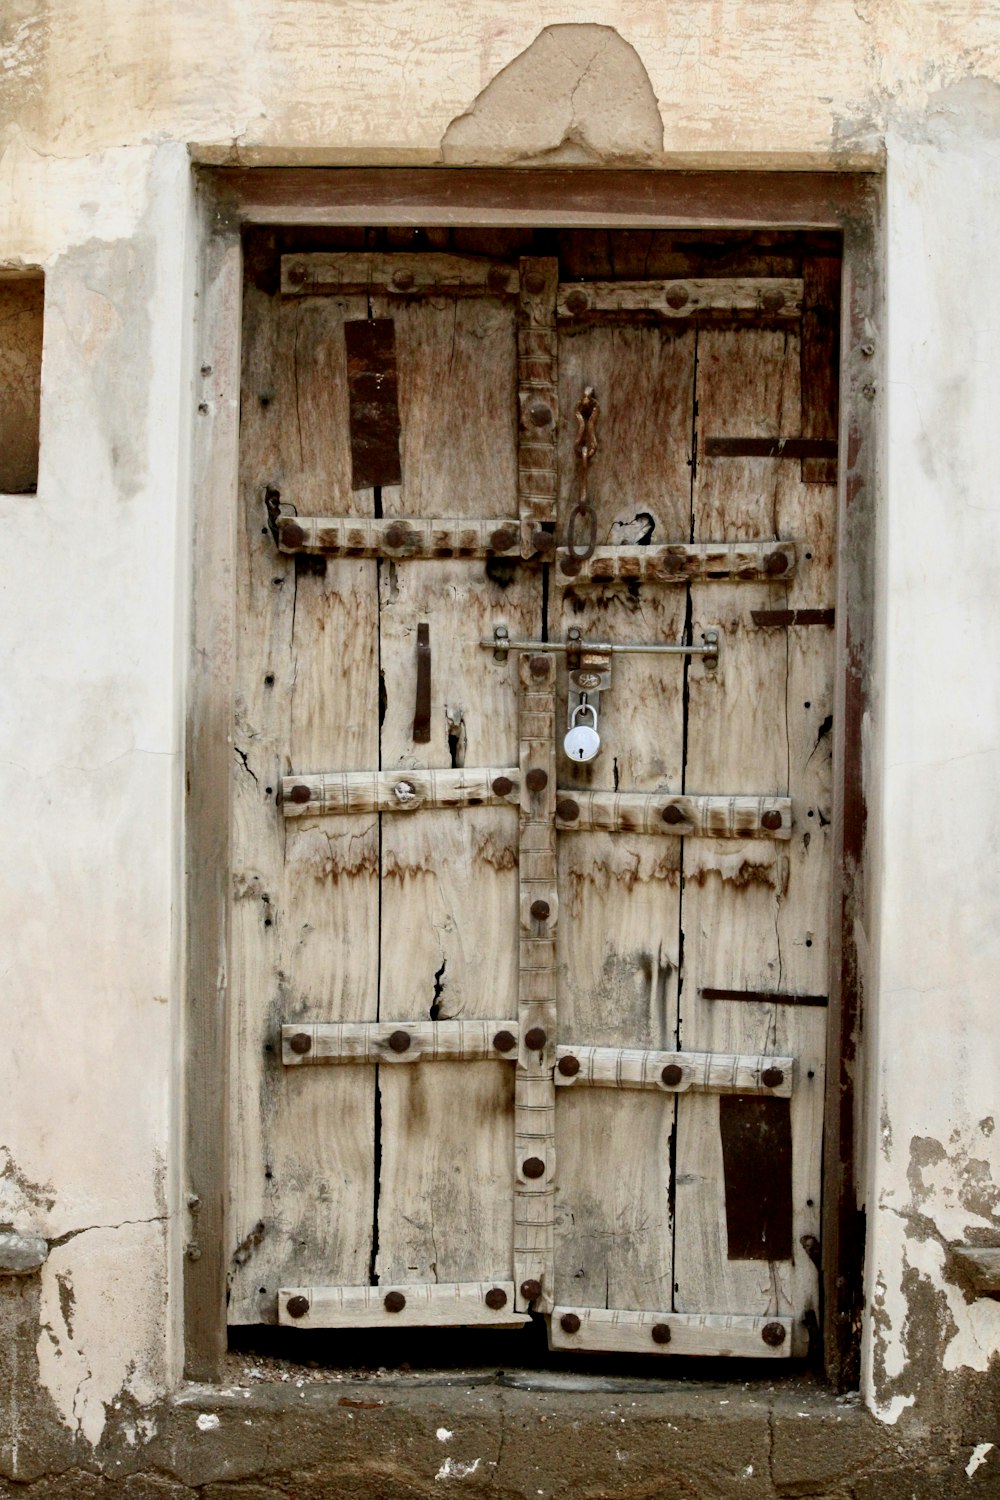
563,702 -> 601,762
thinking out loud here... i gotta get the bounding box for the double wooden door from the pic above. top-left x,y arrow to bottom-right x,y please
229,235 -> 837,1360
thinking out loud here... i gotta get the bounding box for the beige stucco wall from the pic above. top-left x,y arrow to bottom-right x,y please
1,0 -> 998,1463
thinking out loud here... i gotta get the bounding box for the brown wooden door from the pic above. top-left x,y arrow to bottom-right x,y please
228,239 -> 836,1361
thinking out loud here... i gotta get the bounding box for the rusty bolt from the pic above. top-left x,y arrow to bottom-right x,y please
286,1294 -> 310,1318
665,284 -> 689,310
388,1030 -> 411,1054
490,527 -> 517,553
530,899 -> 550,922
492,776 -> 514,798
651,1322 -> 672,1345
486,266 -> 509,293
565,289 -> 589,315
525,768 -> 548,793
523,271 -> 546,296
529,402 -> 553,428
560,1312 -> 581,1334
289,784 -> 312,804
385,522 -> 411,549
529,655 -> 550,679
289,1033 -> 312,1056
557,1054 -> 580,1078
762,289 -> 786,313
281,521 -> 305,549
287,264 -> 307,285
520,1279 -> 542,1302
522,1157 -> 546,1180
761,810 -> 783,831
661,1063 -> 683,1086
391,269 -> 414,290
761,1321 -> 786,1347
661,804 -> 685,824
384,1290 -> 407,1313
532,528 -> 556,556
493,1030 -> 517,1053
524,1026 -> 547,1050
484,1286 -> 508,1310
764,551 -> 789,576
559,556 -> 582,577
762,1067 -> 784,1089
556,798 -> 580,822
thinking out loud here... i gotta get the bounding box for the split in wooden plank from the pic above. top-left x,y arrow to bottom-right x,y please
343,319 -> 402,490
518,258 -> 559,557
702,988 -> 828,1007
281,252 -> 520,298
554,792 -> 793,838
704,437 -> 837,460
276,514 -> 522,558
555,540 -> 797,585
281,1019 -> 521,1067
556,278 -> 803,321
282,767 -> 521,817
549,1307 -> 793,1357
751,609 -> 835,628
553,1046 -> 794,1097
277,1281 -> 529,1328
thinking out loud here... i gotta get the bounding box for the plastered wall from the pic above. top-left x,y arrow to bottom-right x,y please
0,0 -> 998,1464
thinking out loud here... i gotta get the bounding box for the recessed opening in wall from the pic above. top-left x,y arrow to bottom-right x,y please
222,222 -> 846,1379
0,271 -> 44,494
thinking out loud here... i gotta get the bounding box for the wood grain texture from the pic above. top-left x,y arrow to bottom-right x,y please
549,1307 -> 793,1357
557,277 -> 803,320
556,540 -> 797,585
281,767 -> 521,817
276,514 -> 521,557
281,1020 -> 520,1066
518,257 -> 559,555
229,281 -> 380,1326
800,255 -> 841,483
553,1047 -> 794,1096
277,1282 -> 528,1328
281,252 -> 519,298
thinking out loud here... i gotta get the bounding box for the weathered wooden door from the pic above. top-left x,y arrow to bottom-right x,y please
229,234 -> 837,1360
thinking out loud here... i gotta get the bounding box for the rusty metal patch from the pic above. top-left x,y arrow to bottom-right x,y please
344,319 -> 402,490
719,1095 -> 793,1261
413,622 -> 431,743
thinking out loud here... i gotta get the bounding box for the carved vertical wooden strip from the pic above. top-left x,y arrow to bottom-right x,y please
800,256 -> 841,485
515,651 -> 557,1310
518,257 -> 559,558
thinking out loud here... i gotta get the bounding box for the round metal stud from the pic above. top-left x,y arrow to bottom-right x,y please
522,1157 -> 546,1180
761,1321 -> 786,1347
765,551 -> 789,576
525,768 -> 548,793
556,798 -> 580,822
524,271 -> 546,296
391,269 -> 414,290
287,264 -> 307,285
489,528 -> 517,553
281,522 -> 305,548
761,810 -> 783,831
559,556 -> 582,577
529,402 -> 553,428
565,290 -> 589,315
560,1312 -> 581,1334
530,900 -> 550,922
661,804 -> 685,824
484,1286 -> 508,1311
762,1067 -> 784,1089
289,784 -> 312,804
651,1322 -> 672,1345
286,1294 -> 310,1318
557,1054 -> 580,1078
524,1027 -> 547,1051
762,289 -> 786,313
486,266 -> 509,293
665,284 -> 689,309
289,1032 -> 312,1055
661,1063 -> 683,1086
385,522 -> 411,549
388,1030 -> 411,1054
493,1030 -> 517,1053
520,1279 -> 542,1302
492,776 -> 514,798
384,1290 -> 407,1313
529,655 -> 550,679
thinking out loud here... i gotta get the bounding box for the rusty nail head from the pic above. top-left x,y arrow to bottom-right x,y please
560,556 -> 582,577
524,271 -> 546,296
286,1295 -> 310,1318
524,1026 -> 547,1050
391,269 -> 414,290
384,1290 -> 406,1313
861,340 -> 875,357
525,768 -> 548,793
765,551 -> 789,576
523,1156 -> 546,1180
661,1063 -> 683,1086
281,522 -> 305,548
560,1312 -> 581,1334
762,1067 -> 784,1088
532,528 -> 556,556
665,284 -> 689,309
520,1279 -> 542,1301
762,289 -> 786,312
529,655 -> 550,679
761,810 -> 783,831
385,522 -> 410,548
486,266 -> 509,292
490,527 -> 517,553
530,899 -> 550,921
529,402 -> 553,428
485,1286 -> 507,1310
565,290 -> 589,315
388,1030 -> 411,1054
651,1322 -> 672,1345
492,776 -> 514,797
287,264 -> 307,284
289,784 -> 312,804
493,1030 -> 516,1053
557,1054 -> 580,1078
289,1032 -> 312,1055
762,1321 -> 786,1346
556,798 -> 580,821
661,804 -> 685,824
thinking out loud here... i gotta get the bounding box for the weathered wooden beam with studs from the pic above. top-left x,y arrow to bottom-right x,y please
275,514 -> 522,559
556,278 -> 803,321
553,1046 -> 794,1097
280,252 -> 520,298
281,1020 -> 520,1066
281,768 -> 521,817
555,540 -> 797,585
278,1281 -> 529,1328
554,792 -> 793,838
549,1307 -> 793,1357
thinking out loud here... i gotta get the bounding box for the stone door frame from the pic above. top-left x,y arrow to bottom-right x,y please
184,167 -> 881,1388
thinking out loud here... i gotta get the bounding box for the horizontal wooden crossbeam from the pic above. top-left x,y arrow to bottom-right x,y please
549,1307 -> 793,1357
557,277 -> 803,320
553,1046 -> 794,1097
556,540 -> 796,584
282,768 -> 520,817
281,252 -> 520,297
281,1020 -> 519,1067
554,791 -> 792,839
276,514 -> 521,558
278,1281 -> 528,1328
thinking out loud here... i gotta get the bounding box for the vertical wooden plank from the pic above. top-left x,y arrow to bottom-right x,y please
552,321 -> 695,1316
374,290 -> 533,1289
800,255 -> 841,485
228,278 -> 380,1323
518,257 -> 559,558
674,324 -> 833,1353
